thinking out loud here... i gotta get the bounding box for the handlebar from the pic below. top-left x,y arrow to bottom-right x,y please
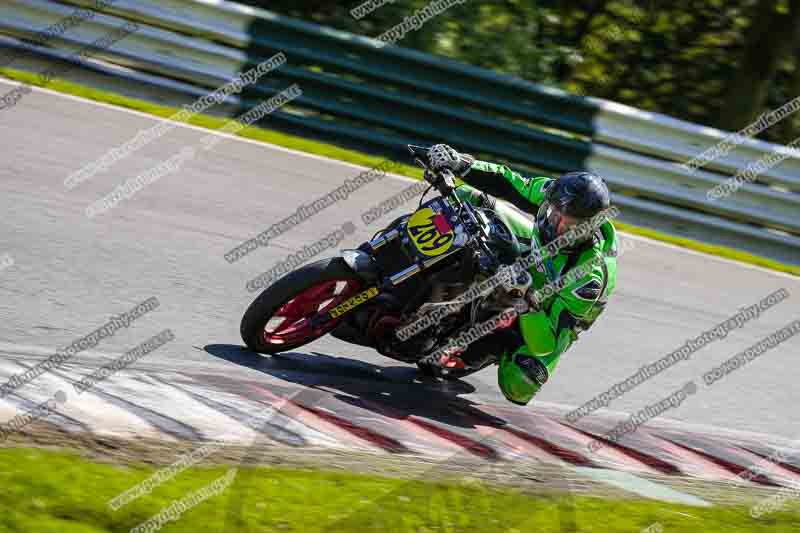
407,144 -> 456,195
408,144 -> 500,268
406,144 -> 553,285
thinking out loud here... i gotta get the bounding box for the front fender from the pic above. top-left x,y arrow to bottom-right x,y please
341,249 -> 380,284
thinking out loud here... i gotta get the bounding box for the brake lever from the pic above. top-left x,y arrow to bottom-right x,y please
440,169 -> 456,187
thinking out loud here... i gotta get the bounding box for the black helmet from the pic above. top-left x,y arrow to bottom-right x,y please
536,171 -> 610,247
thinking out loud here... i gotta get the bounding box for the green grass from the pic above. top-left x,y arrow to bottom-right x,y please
2,67 -> 797,278
1,447 -> 799,532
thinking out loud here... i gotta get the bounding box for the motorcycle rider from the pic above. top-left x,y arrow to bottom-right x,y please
424,144 -> 618,405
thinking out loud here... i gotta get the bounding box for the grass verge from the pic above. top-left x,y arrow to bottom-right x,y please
1,67 -> 797,277
2,447 -> 799,532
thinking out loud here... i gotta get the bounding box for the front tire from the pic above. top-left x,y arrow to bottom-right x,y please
240,257 -> 364,354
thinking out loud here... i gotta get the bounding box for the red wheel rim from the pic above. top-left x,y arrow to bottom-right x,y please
263,278 -> 362,346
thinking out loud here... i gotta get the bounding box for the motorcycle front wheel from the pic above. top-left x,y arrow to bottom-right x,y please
240,258 -> 364,354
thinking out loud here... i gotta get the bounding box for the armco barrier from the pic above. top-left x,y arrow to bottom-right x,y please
1,0 -> 798,264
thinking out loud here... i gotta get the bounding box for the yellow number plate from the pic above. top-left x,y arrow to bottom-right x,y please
329,287 -> 379,318
406,208 -> 455,257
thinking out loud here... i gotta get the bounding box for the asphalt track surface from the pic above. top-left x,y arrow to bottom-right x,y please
0,81 -> 799,474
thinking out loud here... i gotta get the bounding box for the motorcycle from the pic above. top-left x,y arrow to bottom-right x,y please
240,145 -> 532,379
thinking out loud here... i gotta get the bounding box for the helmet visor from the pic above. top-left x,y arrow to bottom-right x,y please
536,201 -> 583,246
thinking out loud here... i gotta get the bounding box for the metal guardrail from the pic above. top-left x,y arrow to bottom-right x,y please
1,0 -> 799,264
592,100 -> 800,193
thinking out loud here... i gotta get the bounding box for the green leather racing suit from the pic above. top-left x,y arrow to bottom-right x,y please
453,160 -> 618,405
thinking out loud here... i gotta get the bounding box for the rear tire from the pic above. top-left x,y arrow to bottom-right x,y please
240,257 -> 363,354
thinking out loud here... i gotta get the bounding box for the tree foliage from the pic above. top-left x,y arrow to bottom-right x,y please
239,0 -> 800,143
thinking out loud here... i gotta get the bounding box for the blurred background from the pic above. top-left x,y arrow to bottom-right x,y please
2,0 -> 799,265
1,5 -> 800,530
260,0 -> 800,145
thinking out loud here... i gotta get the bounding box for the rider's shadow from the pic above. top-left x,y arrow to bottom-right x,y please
204,344 -> 510,432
